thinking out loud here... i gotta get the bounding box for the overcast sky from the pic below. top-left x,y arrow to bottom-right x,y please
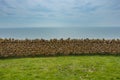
0,0 -> 120,28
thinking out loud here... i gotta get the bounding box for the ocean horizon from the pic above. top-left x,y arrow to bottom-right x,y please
0,27 -> 120,39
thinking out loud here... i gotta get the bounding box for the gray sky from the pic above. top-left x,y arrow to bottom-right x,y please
0,0 -> 120,28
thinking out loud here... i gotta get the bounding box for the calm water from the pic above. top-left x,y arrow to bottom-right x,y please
0,27 -> 120,39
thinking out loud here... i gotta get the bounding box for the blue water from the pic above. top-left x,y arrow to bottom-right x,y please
0,27 -> 120,39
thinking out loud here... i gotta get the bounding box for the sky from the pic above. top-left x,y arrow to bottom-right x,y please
0,0 -> 120,28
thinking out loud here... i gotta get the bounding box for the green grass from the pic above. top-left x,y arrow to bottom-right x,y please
0,56 -> 120,80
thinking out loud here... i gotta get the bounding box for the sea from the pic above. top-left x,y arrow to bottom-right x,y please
0,27 -> 120,40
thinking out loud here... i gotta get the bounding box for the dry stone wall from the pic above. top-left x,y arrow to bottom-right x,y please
0,38 -> 120,57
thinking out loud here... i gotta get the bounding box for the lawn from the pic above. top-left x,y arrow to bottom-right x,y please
0,56 -> 120,80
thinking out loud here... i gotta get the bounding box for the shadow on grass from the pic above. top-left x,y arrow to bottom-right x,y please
0,53 -> 120,60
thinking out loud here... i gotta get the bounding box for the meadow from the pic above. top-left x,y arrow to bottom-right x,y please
0,55 -> 120,80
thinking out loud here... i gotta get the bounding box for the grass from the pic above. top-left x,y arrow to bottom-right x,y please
0,55 -> 120,80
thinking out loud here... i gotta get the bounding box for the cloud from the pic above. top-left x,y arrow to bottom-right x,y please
0,0 -> 120,16
0,0 -> 98,16
0,0 -> 120,27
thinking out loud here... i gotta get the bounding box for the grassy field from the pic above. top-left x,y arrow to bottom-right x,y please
0,56 -> 120,80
